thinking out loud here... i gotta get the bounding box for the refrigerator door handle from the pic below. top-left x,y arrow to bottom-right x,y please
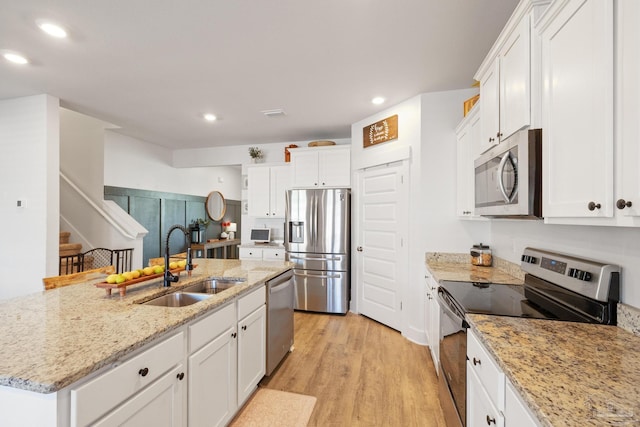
294,272 -> 342,279
289,255 -> 341,261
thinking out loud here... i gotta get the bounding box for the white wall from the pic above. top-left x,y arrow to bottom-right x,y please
0,95 -> 59,299
491,221 -> 640,308
173,138 -> 351,168
350,90 -> 490,344
104,131 -> 242,200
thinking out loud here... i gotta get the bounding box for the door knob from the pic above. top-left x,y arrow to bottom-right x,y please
616,199 -> 633,209
588,201 -> 601,211
356,246 -> 363,252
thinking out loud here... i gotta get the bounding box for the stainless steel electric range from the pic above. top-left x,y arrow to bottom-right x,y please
437,247 -> 621,427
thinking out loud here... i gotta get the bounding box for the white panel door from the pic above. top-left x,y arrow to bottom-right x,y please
479,59 -> 500,153
357,162 -> 408,331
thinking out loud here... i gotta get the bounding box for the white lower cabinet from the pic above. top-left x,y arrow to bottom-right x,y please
93,365 -> 185,427
424,268 -> 440,370
68,284 -> 268,427
467,362 -> 504,427
239,246 -> 285,261
467,329 -> 541,427
189,286 -> 266,426
237,304 -> 266,406
71,332 -> 185,426
505,379 -> 541,427
188,304 -> 237,427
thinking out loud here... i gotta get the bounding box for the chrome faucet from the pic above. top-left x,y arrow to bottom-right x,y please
164,224 -> 193,287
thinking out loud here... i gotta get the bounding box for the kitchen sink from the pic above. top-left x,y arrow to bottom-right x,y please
181,277 -> 246,294
141,292 -> 213,307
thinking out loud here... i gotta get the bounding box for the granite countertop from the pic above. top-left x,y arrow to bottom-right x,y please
425,252 -> 524,285
468,315 -> 640,427
0,259 -> 292,394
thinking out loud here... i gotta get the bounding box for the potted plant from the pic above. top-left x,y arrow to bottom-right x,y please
189,218 -> 209,243
248,146 -> 264,163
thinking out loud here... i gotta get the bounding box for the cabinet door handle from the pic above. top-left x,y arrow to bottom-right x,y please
616,199 -> 633,209
231,332 -> 237,338
176,372 -> 185,381
588,201 -> 601,211
473,357 -> 481,366
242,325 -> 247,331
138,367 -> 149,377
486,415 -> 496,425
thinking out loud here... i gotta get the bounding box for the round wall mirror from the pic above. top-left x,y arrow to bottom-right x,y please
205,191 -> 226,221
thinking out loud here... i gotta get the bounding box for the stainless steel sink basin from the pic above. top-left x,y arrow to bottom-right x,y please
141,292 -> 213,307
182,277 -> 246,294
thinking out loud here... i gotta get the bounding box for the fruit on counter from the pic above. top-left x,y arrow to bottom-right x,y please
142,266 -> 155,276
131,270 -> 141,279
122,271 -> 134,281
106,274 -> 118,284
169,261 -> 178,270
153,265 -> 165,274
115,274 -> 126,284
178,260 -> 187,268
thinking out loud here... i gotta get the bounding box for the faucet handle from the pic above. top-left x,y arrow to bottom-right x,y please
186,248 -> 193,277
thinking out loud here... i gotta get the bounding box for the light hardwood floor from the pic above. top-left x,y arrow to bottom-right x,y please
260,312 -> 446,426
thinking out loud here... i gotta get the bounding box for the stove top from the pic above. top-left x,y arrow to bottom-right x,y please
439,280 -> 555,319
438,248 -> 621,325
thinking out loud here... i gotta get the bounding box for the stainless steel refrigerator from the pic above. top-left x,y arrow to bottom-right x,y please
285,188 -> 350,314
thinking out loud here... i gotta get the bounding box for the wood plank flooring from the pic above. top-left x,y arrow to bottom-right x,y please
260,312 -> 446,426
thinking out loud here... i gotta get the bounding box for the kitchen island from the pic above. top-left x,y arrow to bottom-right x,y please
0,258 -> 292,425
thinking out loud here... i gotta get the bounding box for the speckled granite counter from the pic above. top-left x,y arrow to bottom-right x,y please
0,258 -> 292,394
468,315 -> 640,427
425,252 -> 524,285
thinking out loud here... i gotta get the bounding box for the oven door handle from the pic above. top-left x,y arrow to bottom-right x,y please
438,293 -> 469,329
497,151 -> 518,203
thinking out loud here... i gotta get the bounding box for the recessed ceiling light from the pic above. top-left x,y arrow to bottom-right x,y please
372,97 -> 385,105
37,20 -> 68,38
3,52 -> 29,64
203,113 -> 217,122
261,109 -> 286,118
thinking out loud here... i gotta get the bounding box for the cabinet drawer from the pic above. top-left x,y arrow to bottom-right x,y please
263,248 -> 285,260
238,285 -> 266,319
71,331 -> 184,427
239,247 -> 263,259
468,329 -> 505,410
189,303 -> 236,353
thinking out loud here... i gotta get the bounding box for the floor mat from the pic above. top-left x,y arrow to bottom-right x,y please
229,388 -> 316,427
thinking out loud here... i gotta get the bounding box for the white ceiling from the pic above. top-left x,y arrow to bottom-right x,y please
0,0 -> 519,150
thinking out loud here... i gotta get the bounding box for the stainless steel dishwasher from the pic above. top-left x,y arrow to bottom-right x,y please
265,269 -> 294,376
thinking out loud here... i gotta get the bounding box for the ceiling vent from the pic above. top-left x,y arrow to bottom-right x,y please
261,109 -> 286,118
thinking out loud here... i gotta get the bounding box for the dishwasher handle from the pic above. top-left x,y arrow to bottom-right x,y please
270,278 -> 292,294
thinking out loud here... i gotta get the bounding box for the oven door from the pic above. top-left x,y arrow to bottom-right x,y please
438,289 -> 468,427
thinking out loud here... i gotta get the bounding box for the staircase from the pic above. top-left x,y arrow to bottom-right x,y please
59,231 -> 83,274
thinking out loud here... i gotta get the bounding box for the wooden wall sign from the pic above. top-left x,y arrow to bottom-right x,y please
363,115 -> 398,148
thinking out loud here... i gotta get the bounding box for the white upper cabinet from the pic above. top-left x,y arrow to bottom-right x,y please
455,105 -> 484,219
475,1 -> 548,154
615,0 -> 640,224
247,165 -> 290,218
290,146 -> 351,188
539,0 -> 615,220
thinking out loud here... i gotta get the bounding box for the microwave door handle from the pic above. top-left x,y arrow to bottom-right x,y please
497,152 -> 512,203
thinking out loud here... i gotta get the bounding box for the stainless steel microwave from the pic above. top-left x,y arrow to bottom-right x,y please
474,129 -> 542,218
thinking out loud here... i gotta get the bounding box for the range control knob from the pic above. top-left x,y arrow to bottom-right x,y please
568,268 -> 592,281
521,255 -> 538,264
